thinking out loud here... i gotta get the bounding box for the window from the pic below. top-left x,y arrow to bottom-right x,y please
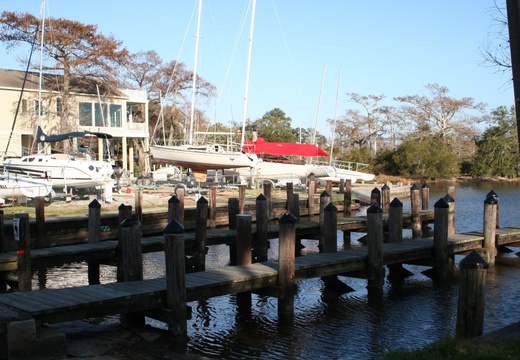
78,102 -> 92,126
56,98 -> 62,117
95,103 -> 108,126
110,104 -> 122,127
34,100 -> 43,116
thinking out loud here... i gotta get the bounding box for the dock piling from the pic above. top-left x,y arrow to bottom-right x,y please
482,194 -> 498,266
255,194 -> 269,262
366,204 -> 384,296
15,213 -> 31,291
87,199 -> 101,285
278,213 -> 297,322
194,196 -> 209,272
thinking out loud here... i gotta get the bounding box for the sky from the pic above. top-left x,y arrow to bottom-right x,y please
0,0 -> 514,141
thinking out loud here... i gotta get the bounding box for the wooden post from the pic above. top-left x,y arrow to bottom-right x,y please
433,198 -> 450,280
446,185 -> 456,199
370,187 -> 381,207
135,189 -> 143,224
120,219 -> 143,282
168,195 -> 181,223
421,183 -> 430,210
388,198 -> 409,283
381,184 -> 390,213
366,204 -> 384,297
35,196 -> 45,247
287,193 -> 300,223
486,190 -> 499,228
278,213 -> 297,322
228,198 -> 240,229
88,199 -> 101,285
117,204 -> 133,282
343,179 -> 352,218
176,187 -> 185,224
307,179 -> 316,220
209,186 -> 217,228
263,182 -> 272,219
255,194 -> 269,262
236,214 -> 252,317
286,182 -> 294,198
410,184 -> 421,238
15,213 -> 31,291
339,178 -> 345,193
483,195 -> 498,266
456,250 -> 488,338
444,193 -> 455,235
194,196 -> 208,272
322,203 -> 338,253
319,190 -> 330,252
0,210 -> 4,292
164,219 -> 188,339
325,180 -> 332,197
238,184 -> 246,214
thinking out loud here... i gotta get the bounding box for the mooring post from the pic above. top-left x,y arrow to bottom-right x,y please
486,190 -> 499,228
117,204 -> 133,282
322,203 -> 338,253
88,199 -> 101,285
370,187 -> 381,207
255,194 -> 269,262
339,178 -> 345,193
209,186 -> 217,228
307,179 -> 316,220
483,194 -> 498,266
421,183 -> 430,210
343,179 -> 352,218
228,198 -> 240,229
410,184 -> 421,238
388,198 -> 407,283
168,195 -> 181,223
15,213 -> 31,291
319,191 -> 331,252
238,184 -> 246,214
120,219 -> 143,282
263,182 -> 272,220
326,180 -> 332,198
456,250 -> 488,339
381,184 -> 390,213
366,204 -> 384,296
287,193 -> 300,222
35,196 -> 45,247
176,187 -> 185,224
278,213 -> 297,322
0,210 -> 4,292
135,189 -> 143,224
236,214 -> 253,317
164,219 -> 188,339
433,198 -> 450,280
194,196 -> 208,272
286,182 -> 294,199
443,193 -> 455,235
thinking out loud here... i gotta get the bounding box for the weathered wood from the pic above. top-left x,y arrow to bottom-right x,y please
263,182 -> 272,220
286,182 -> 294,198
176,187 -> 185,224
135,189 -> 143,224
164,219 -> 187,338
168,195 -> 181,223
339,179 -> 345,193
278,213 -> 297,321
486,190 -> 499,228
421,183 -> 430,210
433,198 -> 450,279
236,214 -> 252,317
456,250 -> 488,338
307,180 -> 316,221
482,195 -> 498,266
326,180 -> 332,197
410,184 -> 421,238
35,196 -> 45,247
366,205 -> 384,296
319,191 -> 330,251
343,179 -> 352,218
381,184 -> 390,213
88,200 -> 102,285
16,213 -> 31,291
194,196 -> 208,272
239,184 -> 246,214
117,204 -> 133,282
120,219 -> 143,282
322,203 -> 337,253
287,193 -> 300,223
444,193 -> 455,235
228,198 -> 239,230
255,194 -> 269,262
370,187 -> 381,208
209,186 -> 217,228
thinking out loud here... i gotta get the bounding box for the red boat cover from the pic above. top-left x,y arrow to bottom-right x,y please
243,138 -> 329,157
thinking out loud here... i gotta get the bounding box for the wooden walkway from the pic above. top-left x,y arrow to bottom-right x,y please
1,226 -> 520,325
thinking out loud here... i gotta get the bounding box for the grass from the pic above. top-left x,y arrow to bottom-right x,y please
383,336 -> 520,360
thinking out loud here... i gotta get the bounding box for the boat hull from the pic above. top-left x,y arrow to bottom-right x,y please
0,174 -> 52,198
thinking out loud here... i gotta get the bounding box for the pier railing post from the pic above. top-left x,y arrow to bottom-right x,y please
168,195 -> 181,223
444,194 -> 455,235
117,204 -> 133,282
381,184 -> 390,213
483,194 -> 498,266
278,213 -> 297,322
370,187 -> 381,208
135,189 -> 143,224
236,214 -> 253,317
255,194 -> 269,262
209,186 -> 217,228
319,191 -> 330,252
189,196 -> 207,273
366,204 -> 384,297
164,219 -> 188,340
456,250 -> 488,338
120,219 -> 143,282
35,196 -> 45,247
410,184 -> 421,238
433,198 -> 450,280
15,213 -> 31,291
88,199 -> 101,285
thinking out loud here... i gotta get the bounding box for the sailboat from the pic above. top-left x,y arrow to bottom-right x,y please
0,169 -> 52,202
149,0 -> 258,171
2,0 -> 115,195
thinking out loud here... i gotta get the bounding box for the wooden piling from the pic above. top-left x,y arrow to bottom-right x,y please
433,198 -> 450,279
456,250 -> 488,338
381,184 -> 390,213
238,184 -> 246,214
194,196 -> 208,272
387,198 -> 407,282
15,213 -> 31,291
117,204 -> 133,282
287,193 -> 300,223
88,199 -> 101,285
343,179 -> 352,218
366,204 -> 384,296
278,213 -> 297,321
135,189 -> 143,224
339,178 -> 345,193
176,187 -> 185,224
255,194 -> 269,262
35,196 -> 45,247
236,214 -> 253,317
168,195 -> 181,223
421,183 -> 430,210
307,179 -> 316,220
410,184 -> 421,238
444,193 -> 455,235
370,187 -> 381,207
228,198 -> 240,230
263,182 -> 272,219
120,219 -> 143,282
164,219 -> 188,339
286,182 -> 294,198
486,190 -> 499,228
322,203 -> 338,253
209,186 -> 217,228
483,195 -> 498,266
326,180 -> 332,197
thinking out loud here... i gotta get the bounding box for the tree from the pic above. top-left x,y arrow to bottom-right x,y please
394,83 -> 485,140
471,106 -> 520,177
253,108 -> 296,143
0,11 -> 128,137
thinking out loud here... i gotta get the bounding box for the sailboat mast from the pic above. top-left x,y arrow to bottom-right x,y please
37,0 -> 46,153
329,66 -> 342,164
240,0 -> 257,147
188,0 -> 202,146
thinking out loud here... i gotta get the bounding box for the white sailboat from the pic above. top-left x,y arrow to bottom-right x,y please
0,170 -> 52,201
2,0 -> 115,195
149,0 -> 258,171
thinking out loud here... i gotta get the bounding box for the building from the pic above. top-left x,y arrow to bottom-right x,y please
0,68 -> 150,176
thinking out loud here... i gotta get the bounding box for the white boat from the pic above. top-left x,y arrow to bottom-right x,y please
0,171 -> 52,200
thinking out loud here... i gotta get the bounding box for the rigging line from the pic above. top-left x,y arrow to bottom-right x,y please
329,66 -> 342,164
188,0 -> 202,145
271,0 -> 307,109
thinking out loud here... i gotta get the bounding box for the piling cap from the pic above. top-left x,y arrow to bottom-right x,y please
279,212 -> 298,224
367,203 -> 383,213
89,199 -> 101,208
443,194 -> 454,203
486,190 -> 498,200
410,184 -> 419,190
389,198 -> 403,207
381,184 -> 390,190
434,197 -> 449,208
168,195 -> 180,204
321,190 -> 330,197
459,250 -> 488,269
371,187 -> 381,194
256,193 -> 267,201
324,202 -> 337,212
422,183 -> 429,189
163,218 -> 184,235
197,196 -> 208,204
484,195 -> 498,205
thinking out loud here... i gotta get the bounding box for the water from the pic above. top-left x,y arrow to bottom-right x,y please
38,181 -> 520,359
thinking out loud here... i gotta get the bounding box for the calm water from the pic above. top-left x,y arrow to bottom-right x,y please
39,181 -> 520,359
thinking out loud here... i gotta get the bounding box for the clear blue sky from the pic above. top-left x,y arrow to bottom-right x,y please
1,1 -> 513,140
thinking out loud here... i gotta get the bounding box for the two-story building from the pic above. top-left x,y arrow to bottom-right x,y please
0,68 -> 150,177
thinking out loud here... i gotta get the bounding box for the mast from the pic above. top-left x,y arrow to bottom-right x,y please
37,0 -> 46,153
240,0 -> 257,146
329,66 -> 342,164
188,0 -> 202,146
